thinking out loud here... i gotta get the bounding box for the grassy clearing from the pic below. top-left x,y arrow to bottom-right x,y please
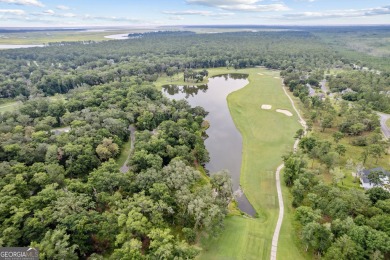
198,68 -> 307,259
116,138 -> 132,168
0,100 -> 21,113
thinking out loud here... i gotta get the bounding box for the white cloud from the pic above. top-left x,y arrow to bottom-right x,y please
0,0 -> 44,7
282,5 -> 390,20
83,14 -> 141,22
61,13 -> 76,18
186,0 -> 289,12
187,0 -> 260,5
56,5 -> 70,10
163,10 -> 212,16
163,10 -> 235,18
0,9 -> 25,15
43,9 -> 55,15
169,16 -> 184,20
219,4 -> 288,12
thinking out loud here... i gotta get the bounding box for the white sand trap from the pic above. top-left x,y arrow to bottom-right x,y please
258,73 -> 264,75
261,104 -> 272,110
276,109 -> 293,117
274,77 -> 280,79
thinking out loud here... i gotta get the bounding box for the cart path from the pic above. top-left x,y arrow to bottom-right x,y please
377,112 -> 390,139
120,125 -> 136,173
270,81 -> 307,260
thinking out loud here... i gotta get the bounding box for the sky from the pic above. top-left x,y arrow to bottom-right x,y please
0,0 -> 389,27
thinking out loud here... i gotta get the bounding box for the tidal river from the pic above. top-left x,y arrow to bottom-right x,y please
162,74 -> 256,216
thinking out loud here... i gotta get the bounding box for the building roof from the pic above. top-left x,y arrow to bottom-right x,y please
361,167 -> 390,184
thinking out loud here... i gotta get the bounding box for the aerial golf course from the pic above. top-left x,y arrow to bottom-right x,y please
196,68 -> 308,260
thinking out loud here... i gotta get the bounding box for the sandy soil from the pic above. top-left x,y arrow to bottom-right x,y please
276,109 -> 293,116
261,104 -> 272,110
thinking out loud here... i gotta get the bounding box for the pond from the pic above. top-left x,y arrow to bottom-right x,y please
162,74 -> 256,216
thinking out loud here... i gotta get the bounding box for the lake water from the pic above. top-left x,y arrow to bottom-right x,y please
0,44 -> 45,50
162,74 -> 256,216
104,34 -> 130,40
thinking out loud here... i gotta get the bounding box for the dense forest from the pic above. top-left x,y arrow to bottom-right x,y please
0,29 -> 389,259
0,31 -> 340,98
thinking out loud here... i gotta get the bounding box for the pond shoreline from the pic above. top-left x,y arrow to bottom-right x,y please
162,74 -> 256,216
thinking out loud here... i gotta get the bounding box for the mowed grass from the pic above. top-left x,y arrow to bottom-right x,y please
387,118 -> 390,129
199,68 -> 308,259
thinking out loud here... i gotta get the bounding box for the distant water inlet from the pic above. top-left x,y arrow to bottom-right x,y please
162,74 -> 256,216
0,44 -> 45,50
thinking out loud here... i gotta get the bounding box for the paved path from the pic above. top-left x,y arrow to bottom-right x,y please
270,81 -> 307,260
377,112 -> 390,139
120,125 -> 136,173
320,79 -> 328,94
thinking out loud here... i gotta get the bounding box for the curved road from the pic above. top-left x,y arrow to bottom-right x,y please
270,81 -> 307,260
377,112 -> 390,139
120,125 -> 136,173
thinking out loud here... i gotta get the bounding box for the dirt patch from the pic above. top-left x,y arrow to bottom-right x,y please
261,104 -> 272,110
276,109 -> 293,117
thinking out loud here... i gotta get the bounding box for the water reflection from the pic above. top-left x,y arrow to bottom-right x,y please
164,84 -> 208,98
162,74 -> 256,216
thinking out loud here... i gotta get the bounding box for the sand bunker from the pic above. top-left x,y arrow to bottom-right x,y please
261,104 -> 272,110
258,73 -> 264,75
276,109 -> 293,117
274,77 -> 280,79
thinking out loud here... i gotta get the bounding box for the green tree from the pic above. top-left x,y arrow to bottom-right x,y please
96,138 -> 119,161
324,235 -> 364,260
369,144 -> 385,164
31,229 -> 78,260
368,170 -> 385,187
302,222 -> 333,255
333,131 -> 344,143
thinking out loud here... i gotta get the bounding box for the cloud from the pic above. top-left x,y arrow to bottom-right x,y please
61,13 -> 76,18
163,10 -> 235,18
0,0 -> 44,7
186,0 -> 289,12
169,16 -> 185,20
0,9 -> 25,15
281,5 -> 390,20
56,5 -> 70,11
163,10 -> 212,16
83,14 -> 141,22
43,9 -> 55,15
187,0 -> 259,5
30,10 -> 77,18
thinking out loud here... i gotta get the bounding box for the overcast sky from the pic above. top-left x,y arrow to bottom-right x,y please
0,0 -> 389,27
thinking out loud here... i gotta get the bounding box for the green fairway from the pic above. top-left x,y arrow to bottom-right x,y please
199,68 -> 308,259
